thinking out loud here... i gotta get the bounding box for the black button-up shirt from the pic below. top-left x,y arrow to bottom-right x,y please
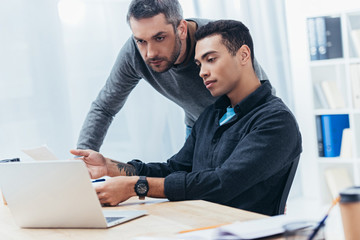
129,80 -> 302,216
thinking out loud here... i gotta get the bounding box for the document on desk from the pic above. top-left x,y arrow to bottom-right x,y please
178,215 -> 306,240
22,145 -> 59,160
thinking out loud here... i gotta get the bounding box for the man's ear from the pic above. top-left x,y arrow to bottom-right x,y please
177,20 -> 187,40
237,45 -> 251,65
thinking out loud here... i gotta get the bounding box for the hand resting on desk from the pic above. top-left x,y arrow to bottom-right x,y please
94,176 -> 139,206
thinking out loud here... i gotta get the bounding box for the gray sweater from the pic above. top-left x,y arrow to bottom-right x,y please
77,18 -> 268,151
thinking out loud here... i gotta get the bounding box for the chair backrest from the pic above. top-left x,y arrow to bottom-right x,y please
276,155 -> 300,215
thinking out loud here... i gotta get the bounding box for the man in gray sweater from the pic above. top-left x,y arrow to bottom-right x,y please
77,0 -> 268,151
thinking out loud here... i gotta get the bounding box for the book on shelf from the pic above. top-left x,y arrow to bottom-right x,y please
321,114 -> 350,157
320,81 -> 345,109
307,18 -> 319,61
307,16 -> 343,60
350,64 -> 360,109
313,83 -> 330,109
325,17 -> 343,59
351,29 -> 360,58
325,167 -> 353,199
315,17 -> 327,60
315,114 -> 352,158
340,128 -> 353,158
315,115 -> 325,157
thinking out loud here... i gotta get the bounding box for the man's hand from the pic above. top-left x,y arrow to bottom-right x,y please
95,176 -> 138,206
70,149 -> 108,179
95,176 -> 166,206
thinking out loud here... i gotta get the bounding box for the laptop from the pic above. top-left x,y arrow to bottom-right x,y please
0,160 -> 147,228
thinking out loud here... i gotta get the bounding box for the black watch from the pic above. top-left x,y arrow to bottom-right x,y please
134,176 -> 149,200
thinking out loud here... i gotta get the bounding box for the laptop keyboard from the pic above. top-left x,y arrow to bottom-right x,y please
105,217 -> 124,223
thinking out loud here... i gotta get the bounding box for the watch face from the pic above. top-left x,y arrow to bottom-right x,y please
136,183 -> 148,195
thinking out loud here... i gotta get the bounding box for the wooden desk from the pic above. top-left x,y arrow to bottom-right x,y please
0,197 -> 272,239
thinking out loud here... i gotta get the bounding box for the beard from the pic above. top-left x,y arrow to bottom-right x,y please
146,34 -> 182,73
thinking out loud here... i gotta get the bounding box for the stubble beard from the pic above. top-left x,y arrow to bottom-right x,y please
146,34 -> 182,73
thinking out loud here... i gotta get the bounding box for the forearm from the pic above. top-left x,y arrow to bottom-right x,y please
106,159 -> 137,177
147,177 -> 166,198
105,163 -> 166,198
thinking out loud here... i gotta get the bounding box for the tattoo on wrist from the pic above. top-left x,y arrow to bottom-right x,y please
114,162 -> 136,176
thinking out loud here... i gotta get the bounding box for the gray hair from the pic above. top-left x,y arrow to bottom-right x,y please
127,0 -> 183,31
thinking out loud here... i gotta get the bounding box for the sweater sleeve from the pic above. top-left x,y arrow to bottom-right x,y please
77,38 -> 141,151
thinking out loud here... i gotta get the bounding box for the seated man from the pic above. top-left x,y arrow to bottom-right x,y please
71,20 -> 302,216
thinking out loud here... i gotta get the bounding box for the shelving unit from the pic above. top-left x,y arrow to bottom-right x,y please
310,11 -> 360,202
286,1 -> 360,204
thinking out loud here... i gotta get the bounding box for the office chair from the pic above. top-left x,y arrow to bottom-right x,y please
276,155 -> 300,215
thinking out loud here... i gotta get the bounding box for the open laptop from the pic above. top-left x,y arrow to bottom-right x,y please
0,160 -> 146,228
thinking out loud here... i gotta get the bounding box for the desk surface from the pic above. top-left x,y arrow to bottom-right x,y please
0,197 -> 275,240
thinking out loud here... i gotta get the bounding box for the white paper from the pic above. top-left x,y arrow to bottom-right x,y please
215,215 -> 306,239
22,145 -> 59,160
177,215 -> 309,240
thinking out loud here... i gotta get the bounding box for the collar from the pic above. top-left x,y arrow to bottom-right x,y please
214,80 -> 273,115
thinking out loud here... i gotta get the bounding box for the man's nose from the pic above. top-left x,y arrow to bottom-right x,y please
199,66 -> 209,79
146,43 -> 158,59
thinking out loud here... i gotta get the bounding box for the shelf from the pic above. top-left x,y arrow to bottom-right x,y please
309,58 -> 346,66
304,9 -> 360,202
313,109 -> 352,115
286,0 -> 360,204
317,157 -> 356,164
349,58 -> 360,64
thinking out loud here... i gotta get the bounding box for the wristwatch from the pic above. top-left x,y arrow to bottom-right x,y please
134,176 -> 149,200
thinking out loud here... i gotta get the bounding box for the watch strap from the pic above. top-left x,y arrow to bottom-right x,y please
135,176 -> 148,200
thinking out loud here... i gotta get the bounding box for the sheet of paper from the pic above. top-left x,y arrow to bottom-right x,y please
214,215 -> 307,239
177,215 -> 310,240
22,145 -> 59,160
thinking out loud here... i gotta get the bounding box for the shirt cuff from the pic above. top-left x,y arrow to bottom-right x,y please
127,159 -> 144,176
164,171 -> 187,201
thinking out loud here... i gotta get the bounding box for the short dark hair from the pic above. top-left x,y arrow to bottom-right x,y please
127,0 -> 183,31
195,20 -> 254,63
